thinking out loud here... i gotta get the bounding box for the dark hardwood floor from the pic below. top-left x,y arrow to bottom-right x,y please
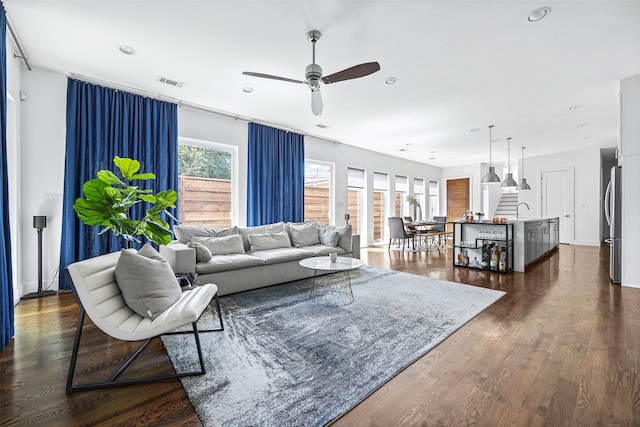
2,244 -> 639,426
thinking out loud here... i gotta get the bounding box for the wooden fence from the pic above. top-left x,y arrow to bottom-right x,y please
178,176 -> 232,228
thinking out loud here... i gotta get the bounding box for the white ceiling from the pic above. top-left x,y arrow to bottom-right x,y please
5,1 -> 640,168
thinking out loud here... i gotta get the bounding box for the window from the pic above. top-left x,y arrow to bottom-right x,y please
304,161 -> 333,224
373,172 -> 388,242
395,175 -> 408,217
177,139 -> 236,227
347,168 -> 365,236
429,180 -> 439,219
413,178 -> 425,221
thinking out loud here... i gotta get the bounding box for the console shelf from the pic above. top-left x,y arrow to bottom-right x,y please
452,221 -> 513,273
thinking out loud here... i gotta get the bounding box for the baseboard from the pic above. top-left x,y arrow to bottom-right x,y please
570,240 -> 601,247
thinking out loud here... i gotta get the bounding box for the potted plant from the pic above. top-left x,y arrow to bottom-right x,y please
406,194 -> 422,221
72,156 -> 178,245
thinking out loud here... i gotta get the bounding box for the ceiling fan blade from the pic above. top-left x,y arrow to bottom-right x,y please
242,71 -> 305,84
311,90 -> 323,115
322,62 -> 381,84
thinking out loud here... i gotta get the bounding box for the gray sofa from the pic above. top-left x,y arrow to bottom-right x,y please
160,221 -> 360,296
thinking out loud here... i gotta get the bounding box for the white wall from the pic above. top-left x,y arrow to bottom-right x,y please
516,147 -> 601,246
6,37 -> 23,302
19,67 -> 67,294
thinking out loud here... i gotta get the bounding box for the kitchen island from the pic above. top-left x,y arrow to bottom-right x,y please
453,217 -> 559,273
512,217 -> 559,272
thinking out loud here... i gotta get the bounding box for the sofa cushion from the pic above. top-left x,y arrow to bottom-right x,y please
319,224 -> 353,252
187,241 -> 213,263
248,231 -> 292,252
196,254 -> 265,274
174,225 -> 238,244
192,234 -> 245,256
318,227 -> 340,246
114,243 -> 182,320
248,247 -> 313,265
239,222 -> 286,251
288,221 -> 320,247
298,244 -> 348,257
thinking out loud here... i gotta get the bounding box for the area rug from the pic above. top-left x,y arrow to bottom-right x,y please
162,265 -> 505,426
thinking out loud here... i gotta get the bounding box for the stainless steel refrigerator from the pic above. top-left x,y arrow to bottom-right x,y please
605,165 -> 622,283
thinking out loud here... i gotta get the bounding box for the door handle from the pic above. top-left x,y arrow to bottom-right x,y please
564,215 -> 571,218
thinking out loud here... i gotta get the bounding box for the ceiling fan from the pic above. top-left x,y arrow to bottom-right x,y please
243,30 -> 381,115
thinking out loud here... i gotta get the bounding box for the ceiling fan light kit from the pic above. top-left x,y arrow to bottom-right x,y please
242,30 -> 380,115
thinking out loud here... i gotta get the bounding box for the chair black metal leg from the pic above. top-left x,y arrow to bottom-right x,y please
66,310 -> 207,392
197,293 -> 224,332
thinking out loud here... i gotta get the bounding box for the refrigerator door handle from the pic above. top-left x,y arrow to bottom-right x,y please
604,180 -> 612,226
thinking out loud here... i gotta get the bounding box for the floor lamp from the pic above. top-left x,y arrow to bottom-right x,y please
22,216 -> 56,299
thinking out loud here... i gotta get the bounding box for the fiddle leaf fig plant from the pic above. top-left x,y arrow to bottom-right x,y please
73,156 -> 178,245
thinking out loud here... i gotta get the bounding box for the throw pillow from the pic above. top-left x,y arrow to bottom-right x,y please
288,221 -> 320,247
187,241 -> 213,263
174,225 -> 238,244
248,231 -> 292,252
319,223 -> 353,251
191,234 -> 245,256
319,227 -> 340,246
240,222 -> 286,251
114,243 -> 182,320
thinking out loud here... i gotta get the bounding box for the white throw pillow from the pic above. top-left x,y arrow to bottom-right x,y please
187,241 -> 213,262
289,221 -> 320,247
248,231 -> 292,252
192,235 -> 245,256
240,222 -> 286,251
319,227 -> 340,246
174,225 -> 238,244
319,224 -> 353,251
114,243 -> 182,320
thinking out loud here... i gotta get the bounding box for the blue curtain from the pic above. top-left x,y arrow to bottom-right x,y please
247,123 -> 304,226
0,2 -> 14,351
59,79 -> 179,290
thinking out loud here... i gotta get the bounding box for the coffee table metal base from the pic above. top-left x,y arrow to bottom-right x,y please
310,270 -> 354,306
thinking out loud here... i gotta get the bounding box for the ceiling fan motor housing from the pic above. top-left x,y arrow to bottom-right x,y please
305,63 -> 322,90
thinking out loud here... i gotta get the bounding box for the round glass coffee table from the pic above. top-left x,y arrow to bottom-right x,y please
299,256 -> 364,306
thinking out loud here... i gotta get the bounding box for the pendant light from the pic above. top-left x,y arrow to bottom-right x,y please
501,137 -> 518,191
517,146 -> 531,191
481,125 -> 501,184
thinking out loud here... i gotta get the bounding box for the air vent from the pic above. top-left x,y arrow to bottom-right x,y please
159,76 -> 185,88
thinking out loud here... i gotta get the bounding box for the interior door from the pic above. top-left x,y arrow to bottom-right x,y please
446,178 -> 470,228
540,168 -> 574,244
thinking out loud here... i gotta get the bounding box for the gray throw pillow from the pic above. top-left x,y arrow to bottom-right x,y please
174,225 -> 239,244
240,222 -> 286,251
319,227 -> 340,246
248,231 -> 292,252
289,221 -> 320,247
114,243 -> 182,320
319,224 -> 353,251
187,241 -> 213,262
191,235 -> 245,256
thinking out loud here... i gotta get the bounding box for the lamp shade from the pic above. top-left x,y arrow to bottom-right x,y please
482,166 -> 501,183
517,178 -> 531,191
501,137 -> 518,192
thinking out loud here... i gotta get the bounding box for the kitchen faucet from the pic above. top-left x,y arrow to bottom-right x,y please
516,202 -> 530,220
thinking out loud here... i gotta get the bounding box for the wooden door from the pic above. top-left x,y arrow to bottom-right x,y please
447,178 -> 470,226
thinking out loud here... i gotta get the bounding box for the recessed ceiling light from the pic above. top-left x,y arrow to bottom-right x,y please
315,123 -> 330,129
118,45 -> 136,55
583,136 -> 592,140
385,77 -> 398,85
429,157 -> 436,160
405,143 -> 413,146
569,104 -> 584,110
576,123 -> 589,128
399,148 -> 407,152
470,128 -> 481,132
527,7 -> 551,22
242,87 -> 253,93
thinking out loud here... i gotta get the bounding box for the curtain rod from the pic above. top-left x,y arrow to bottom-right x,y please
6,13 -> 32,70
67,73 -> 342,145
